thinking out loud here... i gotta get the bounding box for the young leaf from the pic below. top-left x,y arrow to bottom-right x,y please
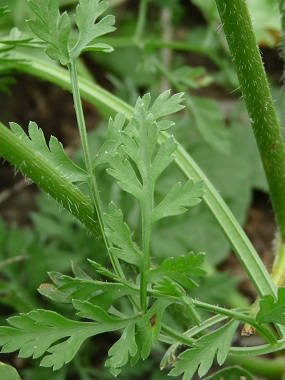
39,271 -> 139,309
72,299 -> 136,325
71,0 -> 115,58
10,122 -> 87,184
106,152 -> 144,201
169,319 -> 239,379
153,277 -> 185,298
150,136 -> 178,182
146,252 -> 206,289
27,0 -> 70,65
149,90 -> 185,121
151,179 -> 205,223
105,322 -> 138,376
132,299 -> 172,363
104,202 -> 143,268
257,286 -> 285,325
93,113 -> 125,168
0,309 -> 126,370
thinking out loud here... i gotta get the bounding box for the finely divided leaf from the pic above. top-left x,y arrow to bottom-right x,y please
71,0 -> 115,58
147,252 -> 206,289
10,122 -> 87,183
257,287 -> 285,325
149,90 -> 185,121
170,319 -> 239,380
106,152 -> 144,200
93,113 -> 125,167
39,272 -> 139,309
27,0 -> 70,65
105,322 -> 137,376
104,202 -> 142,267
0,310 -> 111,370
152,179 -> 205,223
150,136 -> 177,182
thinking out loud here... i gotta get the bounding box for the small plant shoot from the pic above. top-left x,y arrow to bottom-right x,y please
0,0 -> 285,379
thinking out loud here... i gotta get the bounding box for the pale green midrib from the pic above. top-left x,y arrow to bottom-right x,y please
5,53 -> 277,298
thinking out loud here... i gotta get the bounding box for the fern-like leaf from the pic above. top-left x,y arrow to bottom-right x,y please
27,0 -> 70,65
169,319 -> 239,379
0,309 -> 128,370
72,0 -> 115,58
104,202 -> 143,267
257,286 -> 285,325
151,179 -> 205,223
147,252 -> 206,289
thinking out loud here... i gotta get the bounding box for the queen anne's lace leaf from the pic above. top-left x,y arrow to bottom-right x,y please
170,319 -> 239,380
27,0 -> 70,64
0,309 -> 128,370
149,90 -> 185,121
151,179 -> 205,223
93,113 -> 125,168
72,0 -> 115,58
27,0 -> 115,64
147,252 -> 206,289
105,322 -> 137,376
10,122 -> 87,183
104,202 -> 143,267
39,272 -> 139,309
257,286 -> 285,325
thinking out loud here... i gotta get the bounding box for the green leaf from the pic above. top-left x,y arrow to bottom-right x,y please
0,309 -> 131,370
71,0 -> 115,58
257,287 -> 285,325
153,277 -> 185,298
204,366 -> 255,380
72,300 -> 137,326
151,179 -> 204,223
105,91 -> 197,210
107,152 -> 144,200
150,136 -> 177,182
170,319 -> 239,379
149,90 -> 185,121
147,252 -> 206,289
0,310 -> 101,370
132,299 -> 172,363
27,0 -> 70,65
104,202 -> 142,267
9,122 -> 87,184
0,362 -> 22,380
39,271 -> 139,309
105,322 -> 138,376
93,113 -> 125,167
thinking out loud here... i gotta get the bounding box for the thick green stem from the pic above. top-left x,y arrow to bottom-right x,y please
0,122 -> 100,235
215,0 -> 285,241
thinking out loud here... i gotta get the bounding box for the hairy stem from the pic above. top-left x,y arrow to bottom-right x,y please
215,0 -> 285,241
0,122 -> 100,235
